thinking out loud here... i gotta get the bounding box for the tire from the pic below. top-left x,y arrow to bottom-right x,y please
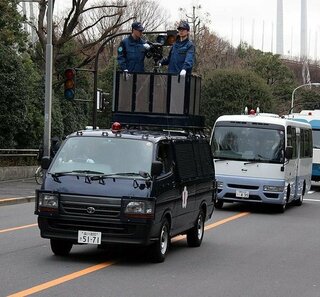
187,210 -> 205,247
275,202 -> 286,213
150,219 -> 170,263
214,199 -> 224,209
50,239 -> 73,256
34,166 -> 43,185
294,183 -> 305,206
293,194 -> 303,206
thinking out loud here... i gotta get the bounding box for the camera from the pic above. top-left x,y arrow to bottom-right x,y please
145,42 -> 163,64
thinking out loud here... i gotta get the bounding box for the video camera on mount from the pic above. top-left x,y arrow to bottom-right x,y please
145,42 -> 163,64
144,30 -> 178,67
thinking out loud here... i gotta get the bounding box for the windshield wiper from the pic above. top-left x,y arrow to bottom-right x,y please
71,170 -> 105,175
214,158 -> 228,162
50,171 -> 73,177
244,158 -> 263,164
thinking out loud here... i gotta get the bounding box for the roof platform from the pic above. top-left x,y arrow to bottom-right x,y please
112,71 -> 204,130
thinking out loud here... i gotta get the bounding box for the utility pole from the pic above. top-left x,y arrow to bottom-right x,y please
43,0 -> 53,157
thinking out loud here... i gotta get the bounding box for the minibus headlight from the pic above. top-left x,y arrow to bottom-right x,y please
263,185 -> 284,192
123,200 -> 155,218
217,181 -> 224,189
39,193 -> 59,209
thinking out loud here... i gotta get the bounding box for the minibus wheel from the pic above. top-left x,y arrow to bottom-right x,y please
276,202 -> 286,213
294,182 -> 305,206
50,239 -> 73,256
214,199 -> 224,209
150,218 -> 170,263
187,210 -> 205,247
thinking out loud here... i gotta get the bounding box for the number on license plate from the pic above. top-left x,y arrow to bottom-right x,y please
78,230 -> 101,245
236,190 -> 249,198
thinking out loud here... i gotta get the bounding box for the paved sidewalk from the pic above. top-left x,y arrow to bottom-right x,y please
0,178 -> 40,206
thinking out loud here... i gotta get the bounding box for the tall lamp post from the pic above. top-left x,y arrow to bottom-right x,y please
290,82 -> 320,114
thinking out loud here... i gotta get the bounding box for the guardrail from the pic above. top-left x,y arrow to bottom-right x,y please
0,149 -> 39,181
0,149 -> 39,157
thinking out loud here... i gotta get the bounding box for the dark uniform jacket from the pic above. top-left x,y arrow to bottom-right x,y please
161,38 -> 195,74
117,35 -> 147,72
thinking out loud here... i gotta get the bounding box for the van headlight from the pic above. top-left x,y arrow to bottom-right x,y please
123,199 -> 155,219
38,192 -> 59,211
263,185 -> 284,192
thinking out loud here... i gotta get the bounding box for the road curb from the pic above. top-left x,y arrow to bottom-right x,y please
0,196 -> 35,206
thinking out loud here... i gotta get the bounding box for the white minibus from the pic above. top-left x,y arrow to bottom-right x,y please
289,110 -> 320,181
210,110 -> 312,212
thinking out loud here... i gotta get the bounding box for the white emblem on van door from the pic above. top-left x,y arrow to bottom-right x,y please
182,186 -> 188,208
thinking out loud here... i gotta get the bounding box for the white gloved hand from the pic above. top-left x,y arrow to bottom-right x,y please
180,69 -> 186,76
143,43 -> 151,50
123,69 -> 131,80
158,62 -> 162,67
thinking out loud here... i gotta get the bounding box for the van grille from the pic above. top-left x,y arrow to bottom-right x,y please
60,194 -> 121,219
48,218 -> 132,235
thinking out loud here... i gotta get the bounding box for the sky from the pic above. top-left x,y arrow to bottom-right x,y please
156,0 -> 320,60
41,0 -> 320,60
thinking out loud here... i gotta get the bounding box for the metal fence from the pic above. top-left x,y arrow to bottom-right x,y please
0,149 -> 39,158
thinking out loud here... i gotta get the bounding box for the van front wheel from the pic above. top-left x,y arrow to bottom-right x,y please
150,219 -> 170,263
187,210 -> 204,247
50,239 -> 73,256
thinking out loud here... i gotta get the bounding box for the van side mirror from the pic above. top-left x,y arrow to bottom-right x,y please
41,156 -> 51,170
151,161 -> 163,177
285,146 -> 293,159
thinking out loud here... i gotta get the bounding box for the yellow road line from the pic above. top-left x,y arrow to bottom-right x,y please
0,223 -> 37,234
7,262 -> 115,297
7,212 -> 250,296
172,211 -> 250,242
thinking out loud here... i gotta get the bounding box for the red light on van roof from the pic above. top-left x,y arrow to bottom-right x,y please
111,122 -> 122,133
249,109 -> 255,115
308,112 -> 312,115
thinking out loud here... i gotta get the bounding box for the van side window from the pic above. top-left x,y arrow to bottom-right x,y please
157,143 -> 173,174
174,140 -> 214,182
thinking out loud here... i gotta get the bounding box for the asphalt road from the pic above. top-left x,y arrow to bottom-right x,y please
0,184 -> 320,297
0,178 -> 39,205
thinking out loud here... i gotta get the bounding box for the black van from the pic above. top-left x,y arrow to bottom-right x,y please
35,72 -> 215,262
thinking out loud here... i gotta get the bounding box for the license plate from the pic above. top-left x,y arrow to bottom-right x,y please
236,190 -> 249,198
78,230 -> 101,245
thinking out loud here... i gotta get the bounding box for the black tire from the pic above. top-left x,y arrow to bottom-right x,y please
50,239 -> 73,256
275,202 -> 286,213
187,210 -> 205,247
293,194 -> 303,206
214,199 -> 224,209
150,219 -> 170,263
294,183 -> 305,206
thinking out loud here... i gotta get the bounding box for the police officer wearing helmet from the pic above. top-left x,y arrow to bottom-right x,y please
160,21 -> 195,76
117,21 -> 150,72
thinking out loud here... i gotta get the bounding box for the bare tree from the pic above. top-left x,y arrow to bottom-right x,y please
33,0 -> 130,73
31,0 -> 170,75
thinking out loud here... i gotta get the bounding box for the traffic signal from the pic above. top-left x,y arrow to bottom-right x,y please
64,68 -> 76,100
156,30 -> 177,46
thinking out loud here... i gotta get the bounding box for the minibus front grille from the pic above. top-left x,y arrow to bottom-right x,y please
227,184 -> 259,190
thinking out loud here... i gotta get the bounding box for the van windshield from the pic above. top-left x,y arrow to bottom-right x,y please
49,136 -> 154,176
212,125 -> 285,163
